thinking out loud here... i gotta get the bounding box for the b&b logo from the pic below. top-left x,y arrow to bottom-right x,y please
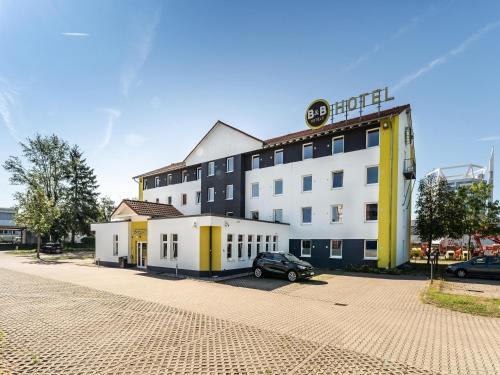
305,99 -> 330,129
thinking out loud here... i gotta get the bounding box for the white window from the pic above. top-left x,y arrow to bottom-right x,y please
256,235 -> 262,253
208,161 -> 215,176
366,166 -> 379,184
182,170 -> 188,182
227,234 -> 233,259
331,170 -> 344,189
167,174 -> 172,185
247,235 -> 253,258
155,176 -> 160,188
196,191 -> 201,204
330,240 -> 342,258
197,167 -> 202,180
161,234 -> 168,258
301,240 -> 312,257
302,175 -> 312,192
226,157 -> 234,173
364,240 -> 378,259
274,149 -> 283,165
251,182 -> 259,198
365,203 -> 378,222
252,155 -> 260,170
301,207 -> 312,224
181,193 -> 187,206
250,210 -> 259,220
332,136 -> 344,154
367,129 -> 380,148
226,184 -> 234,200
171,234 -> 178,259
273,179 -> 283,195
265,235 -> 271,252
238,234 -> 243,259
167,196 -> 172,205
302,143 -> 313,160
273,209 -> 283,223
331,204 -> 343,223
112,234 -> 118,255
207,187 -> 215,202
272,235 -> 278,252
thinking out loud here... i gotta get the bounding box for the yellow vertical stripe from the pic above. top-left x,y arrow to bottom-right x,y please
130,221 -> 148,264
138,177 -> 144,201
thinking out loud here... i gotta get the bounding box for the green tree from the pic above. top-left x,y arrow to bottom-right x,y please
415,175 -> 454,264
15,186 -> 60,258
98,196 -> 116,222
63,146 -> 100,243
3,134 -> 69,241
456,182 -> 500,259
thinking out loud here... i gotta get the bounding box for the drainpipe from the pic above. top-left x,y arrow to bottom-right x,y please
386,115 -> 394,269
209,226 -> 213,277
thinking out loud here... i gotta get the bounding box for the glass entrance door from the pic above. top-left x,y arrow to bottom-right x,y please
137,242 -> 147,268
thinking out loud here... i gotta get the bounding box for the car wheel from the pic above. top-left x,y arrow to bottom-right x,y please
456,269 -> 467,278
254,267 -> 263,278
287,270 -> 298,282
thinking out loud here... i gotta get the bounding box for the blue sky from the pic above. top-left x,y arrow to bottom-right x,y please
1,0 -> 500,207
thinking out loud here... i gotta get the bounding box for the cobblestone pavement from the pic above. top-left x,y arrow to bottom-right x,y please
0,253 -> 499,374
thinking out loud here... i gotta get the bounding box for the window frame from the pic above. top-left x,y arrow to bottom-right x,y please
207,187 -> 215,202
366,128 -> 380,148
265,235 -> 271,252
170,233 -> 178,260
302,142 -> 313,160
247,234 -> 253,258
208,161 -> 215,176
251,182 -> 259,198
167,174 -> 172,185
332,136 -> 344,155
226,157 -> 234,173
160,234 -> 168,259
273,208 -> 283,223
227,234 -> 234,260
196,167 -> 202,180
112,234 -> 119,256
272,235 -> 278,252
256,235 -> 262,253
154,176 -> 160,188
273,178 -> 283,196
302,174 -> 312,193
167,196 -> 172,205
226,184 -> 234,200
364,239 -> 378,260
182,170 -> 188,182
330,240 -> 343,259
366,165 -> 379,185
250,210 -> 259,220
251,155 -> 260,170
195,191 -> 201,205
365,202 -> 379,222
237,234 -> 244,259
331,170 -> 344,189
181,193 -> 187,206
301,206 -> 312,225
274,149 -> 284,165
330,204 -> 343,224
301,239 -> 312,258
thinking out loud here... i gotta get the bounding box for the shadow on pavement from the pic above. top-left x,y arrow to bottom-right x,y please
222,275 -> 328,292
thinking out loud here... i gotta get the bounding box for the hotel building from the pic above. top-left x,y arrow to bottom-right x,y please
92,104 -> 416,275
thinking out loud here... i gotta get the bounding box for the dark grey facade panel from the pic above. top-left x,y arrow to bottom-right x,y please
201,154 -> 245,217
243,124 -> 380,171
143,165 -> 200,190
289,239 -> 378,269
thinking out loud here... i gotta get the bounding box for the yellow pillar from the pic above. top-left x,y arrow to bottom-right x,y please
138,177 -> 144,201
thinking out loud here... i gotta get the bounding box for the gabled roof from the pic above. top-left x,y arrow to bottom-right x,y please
133,162 -> 185,179
112,199 -> 183,219
263,104 -> 410,147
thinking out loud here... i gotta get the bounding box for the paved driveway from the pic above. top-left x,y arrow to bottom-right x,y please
0,253 -> 499,374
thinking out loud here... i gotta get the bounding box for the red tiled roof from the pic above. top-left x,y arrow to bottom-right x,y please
117,199 -> 183,218
263,104 -> 410,146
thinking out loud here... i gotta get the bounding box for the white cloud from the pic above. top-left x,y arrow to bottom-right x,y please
124,133 -> 146,146
121,10 -> 161,97
0,78 -> 20,142
393,19 -> 500,92
61,32 -> 90,37
98,108 -> 121,149
477,136 -> 500,142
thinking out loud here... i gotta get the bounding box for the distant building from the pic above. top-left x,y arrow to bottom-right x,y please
0,207 -> 34,244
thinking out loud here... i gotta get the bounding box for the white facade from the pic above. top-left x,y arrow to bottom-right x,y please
143,179 -> 201,215
245,147 -> 380,241
91,221 -> 130,263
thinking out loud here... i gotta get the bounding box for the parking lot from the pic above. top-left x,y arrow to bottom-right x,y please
0,252 -> 499,374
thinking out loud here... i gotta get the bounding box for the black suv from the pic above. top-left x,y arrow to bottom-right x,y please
252,252 -> 314,282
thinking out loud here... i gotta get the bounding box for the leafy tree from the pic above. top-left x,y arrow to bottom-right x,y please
455,182 -> 500,259
415,175 -> 454,264
62,146 -> 100,243
15,186 -> 60,258
98,196 -> 116,222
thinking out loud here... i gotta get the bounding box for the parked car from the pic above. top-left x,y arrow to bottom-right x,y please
252,252 -> 314,282
446,256 -> 500,279
40,242 -> 62,254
